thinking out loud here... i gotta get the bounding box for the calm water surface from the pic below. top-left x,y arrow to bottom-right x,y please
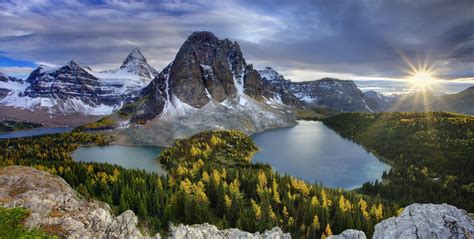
0,127 -> 72,139
1,121 -> 389,189
251,121 -> 390,189
71,145 -> 166,175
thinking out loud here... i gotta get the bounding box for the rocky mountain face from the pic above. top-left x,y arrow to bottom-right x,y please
169,31 -> 241,107
0,166 -> 159,238
24,61 -> 106,104
0,49 -> 158,116
258,67 -> 302,106
290,78 -> 372,112
115,31 -> 296,145
258,67 -> 373,112
128,31 -> 282,122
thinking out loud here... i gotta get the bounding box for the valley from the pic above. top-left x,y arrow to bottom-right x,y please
0,129 -> 400,238
0,111 -> 472,238
0,20 -> 472,238
0,120 -> 390,190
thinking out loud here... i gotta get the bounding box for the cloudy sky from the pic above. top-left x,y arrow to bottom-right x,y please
0,0 -> 473,93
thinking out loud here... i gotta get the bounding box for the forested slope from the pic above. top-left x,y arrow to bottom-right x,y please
323,112 -> 474,211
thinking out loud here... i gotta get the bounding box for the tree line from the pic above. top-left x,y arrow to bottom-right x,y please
323,112 -> 474,211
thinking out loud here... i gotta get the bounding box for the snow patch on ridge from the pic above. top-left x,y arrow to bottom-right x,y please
160,94 -> 198,120
1,95 -> 118,115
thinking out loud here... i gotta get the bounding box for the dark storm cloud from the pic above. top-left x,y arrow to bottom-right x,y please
237,0 -> 474,79
0,0 -> 472,81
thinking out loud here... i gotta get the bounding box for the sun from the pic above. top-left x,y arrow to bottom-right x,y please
397,50 -> 440,92
409,70 -> 436,90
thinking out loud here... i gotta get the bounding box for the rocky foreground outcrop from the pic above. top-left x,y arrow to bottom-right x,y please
329,203 -> 474,239
0,166 -> 159,238
169,223 -> 290,239
0,166 -> 290,238
327,229 -> 367,239
373,203 -> 474,239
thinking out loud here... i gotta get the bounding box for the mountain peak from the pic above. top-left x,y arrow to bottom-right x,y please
258,67 -> 287,84
66,60 -> 91,70
186,31 -> 219,45
121,48 -> 147,68
118,48 -> 158,81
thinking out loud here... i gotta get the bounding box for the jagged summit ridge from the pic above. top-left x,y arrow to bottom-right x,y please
127,30 -> 271,122
114,31 -> 297,145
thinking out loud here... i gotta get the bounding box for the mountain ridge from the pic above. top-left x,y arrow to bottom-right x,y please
258,67 -> 374,112
0,49 -> 159,116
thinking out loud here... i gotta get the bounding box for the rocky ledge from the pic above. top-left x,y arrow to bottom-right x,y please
0,166 -> 159,238
330,203 -> 474,239
169,223 -> 290,239
373,203 -> 474,239
327,229 -> 367,239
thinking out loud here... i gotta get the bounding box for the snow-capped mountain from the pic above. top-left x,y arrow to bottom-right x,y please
98,48 -> 158,86
258,67 -> 373,112
0,72 -> 26,100
124,31 -> 296,123
258,67 -> 302,107
0,49 -> 158,116
112,31 -> 296,145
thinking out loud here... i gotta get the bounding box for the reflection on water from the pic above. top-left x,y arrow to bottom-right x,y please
71,145 -> 166,175
251,121 -> 390,189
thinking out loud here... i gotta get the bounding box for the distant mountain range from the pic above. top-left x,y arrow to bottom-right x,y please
0,31 -> 472,133
386,86 -> 474,114
259,67 -> 374,112
0,48 -> 157,116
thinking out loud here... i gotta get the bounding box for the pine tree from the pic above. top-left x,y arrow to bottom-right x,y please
324,224 -> 332,236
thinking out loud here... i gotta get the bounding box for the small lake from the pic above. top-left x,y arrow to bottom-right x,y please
1,121 -> 389,189
0,127 -> 72,139
71,145 -> 166,175
251,121 -> 390,189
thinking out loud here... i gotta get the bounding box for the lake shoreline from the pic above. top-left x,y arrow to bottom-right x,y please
0,120 -> 390,190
